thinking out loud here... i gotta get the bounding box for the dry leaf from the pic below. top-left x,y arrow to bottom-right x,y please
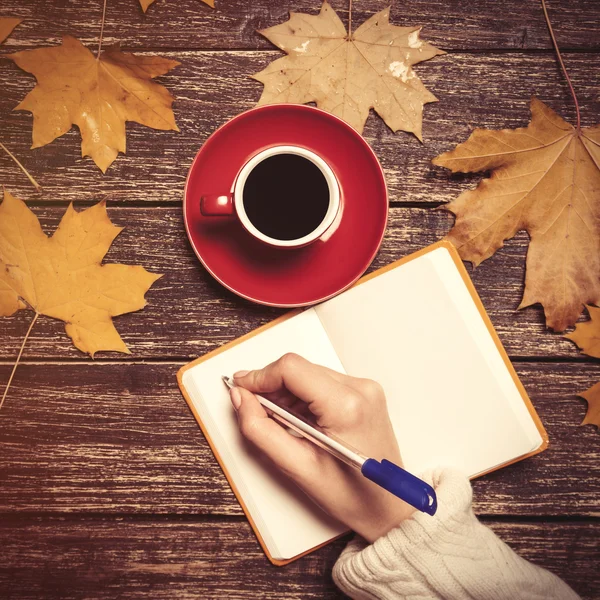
433,97 -> 600,331
565,305 -> 600,358
0,17 -> 22,44
566,306 -> 600,430
577,382 -> 600,428
0,191 -> 161,356
252,1 -> 444,139
139,0 -> 214,12
8,35 -> 180,172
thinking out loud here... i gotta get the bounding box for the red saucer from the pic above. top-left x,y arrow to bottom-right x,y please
183,104 -> 388,307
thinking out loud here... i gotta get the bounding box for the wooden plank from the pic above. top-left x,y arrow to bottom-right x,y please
0,518 -> 597,599
1,0 -> 598,52
0,362 -> 598,516
0,206 -> 590,360
1,51 -> 598,205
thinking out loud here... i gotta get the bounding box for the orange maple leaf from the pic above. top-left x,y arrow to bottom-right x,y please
8,36 -> 180,172
0,17 -> 22,44
433,98 -> 600,331
0,191 -> 161,356
577,382 -> 600,428
565,305 -> 600,358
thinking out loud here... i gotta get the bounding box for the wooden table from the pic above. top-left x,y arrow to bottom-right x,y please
1,1 -> 598,597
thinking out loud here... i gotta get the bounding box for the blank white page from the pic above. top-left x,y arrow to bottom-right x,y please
182,309 -> 346,560
314,247 -> 542,476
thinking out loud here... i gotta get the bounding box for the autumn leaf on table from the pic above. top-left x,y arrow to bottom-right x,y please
0,17 -> 38,190
576,382 -> 600,429
139,0 -> 214,12
566,305 -> 600,359
0,18 -> 22,44
8,35 -> 180,172
252,1 -> 444,139
0,191 -> 162,357
565,305 -> 600,428
566,305 -> 600,428
433,98 -> 600,331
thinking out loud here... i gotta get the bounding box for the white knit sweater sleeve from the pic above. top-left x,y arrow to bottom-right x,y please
332,468 -> 580,600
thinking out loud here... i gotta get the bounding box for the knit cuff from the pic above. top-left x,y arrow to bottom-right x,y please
333,468 -> 581,600
332,467 -> 474,600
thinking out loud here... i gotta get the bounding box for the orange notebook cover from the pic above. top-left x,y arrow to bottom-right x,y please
177,241 -> 548,566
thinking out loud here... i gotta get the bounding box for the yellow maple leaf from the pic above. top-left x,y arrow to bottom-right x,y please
8,35 -> 180,172
566,306 -> 600,430
139,0 -> 214,12
0,191 -> 161,357
565,305 -> 600,358
578,382 -> 600,428
433,98 -> 600,332
0,17 -> 22,44
252,1 -> 444,139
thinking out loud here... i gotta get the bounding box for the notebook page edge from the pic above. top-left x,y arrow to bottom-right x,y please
182,309 -> 348,560
426,247 -> 543,450
181,370 -> 281,559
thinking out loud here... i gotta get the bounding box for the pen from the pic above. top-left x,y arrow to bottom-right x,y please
222,375 -> 437,516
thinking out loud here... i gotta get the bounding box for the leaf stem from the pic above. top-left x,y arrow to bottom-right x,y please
0,141 -> 42,192
0,312 -> 39,413
540,0 -> 580,131
97,0 -> 108,58
348,0 -> 353,38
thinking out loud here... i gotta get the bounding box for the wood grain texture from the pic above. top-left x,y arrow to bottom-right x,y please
0,518 -> 597,599
0,52 -> 598,205
0,206 -> 592,360
0,0 -> 598,51
0,362 -> 598,516
1,0 -> 599,595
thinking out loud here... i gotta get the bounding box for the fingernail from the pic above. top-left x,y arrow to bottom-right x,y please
234,370 -> 250,379
230,387 -> 242,410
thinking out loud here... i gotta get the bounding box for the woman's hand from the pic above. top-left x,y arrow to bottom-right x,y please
230,353 -> 415,542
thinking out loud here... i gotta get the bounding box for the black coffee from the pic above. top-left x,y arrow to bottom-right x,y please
242,153 -> 330,241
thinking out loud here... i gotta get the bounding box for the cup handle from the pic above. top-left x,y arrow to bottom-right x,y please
200,194 -> 234,216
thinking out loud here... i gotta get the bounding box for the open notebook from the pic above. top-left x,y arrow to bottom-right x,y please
178,241 -> 548,565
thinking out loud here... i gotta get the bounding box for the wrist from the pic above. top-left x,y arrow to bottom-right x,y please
359,468 -> 471,544
357,496 -> 417,543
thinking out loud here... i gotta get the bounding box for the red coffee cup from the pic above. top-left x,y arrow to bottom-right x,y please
200,145 -> 341,249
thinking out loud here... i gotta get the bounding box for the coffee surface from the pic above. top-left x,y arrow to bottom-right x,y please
242,153 -> 330,241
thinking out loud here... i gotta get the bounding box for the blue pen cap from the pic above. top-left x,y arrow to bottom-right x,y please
361,458 -> 437,516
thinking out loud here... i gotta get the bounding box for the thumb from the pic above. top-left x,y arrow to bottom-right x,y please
231,386 -> 317,482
